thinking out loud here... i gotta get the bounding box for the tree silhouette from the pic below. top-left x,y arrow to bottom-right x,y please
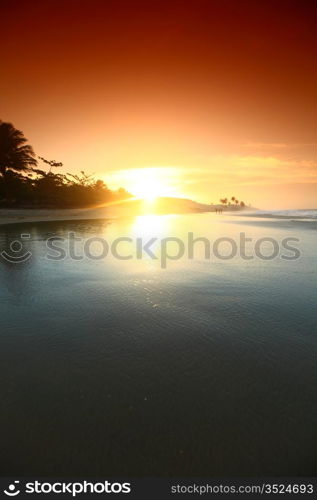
218,196 -> 246,210
0,121 -> 37,200
0,121 -> 37,176
38,156 -> 63,173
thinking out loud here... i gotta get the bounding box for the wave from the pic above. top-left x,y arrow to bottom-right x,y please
244,209 -> 317,220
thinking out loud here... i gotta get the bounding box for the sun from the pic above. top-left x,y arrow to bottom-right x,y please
105,167 -> 181,201
131,177 -> 163,201
128,168 -> 172,200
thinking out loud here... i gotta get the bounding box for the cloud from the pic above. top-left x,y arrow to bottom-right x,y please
241,142 -> 317,151
241,142 -> 290,149
181,154 -> 317,187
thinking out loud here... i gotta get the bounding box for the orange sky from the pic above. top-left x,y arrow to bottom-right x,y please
1,0 -> 317,208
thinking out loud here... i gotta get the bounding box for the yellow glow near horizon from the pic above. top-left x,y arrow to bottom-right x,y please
104,167 -> 183,201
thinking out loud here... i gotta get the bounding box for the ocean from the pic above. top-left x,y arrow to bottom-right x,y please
0,212 -> 316,476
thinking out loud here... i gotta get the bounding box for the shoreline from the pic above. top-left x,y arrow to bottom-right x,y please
1,207 -> 316,229
0,207 -> 122,227
0,206 -> 225,227
0,198 -> 256,227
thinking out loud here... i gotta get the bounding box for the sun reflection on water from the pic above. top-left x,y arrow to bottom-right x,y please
131,214 -> 175,239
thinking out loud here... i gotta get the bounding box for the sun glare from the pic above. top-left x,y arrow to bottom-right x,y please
131,176 -> 163,201
105,167 -> 182,201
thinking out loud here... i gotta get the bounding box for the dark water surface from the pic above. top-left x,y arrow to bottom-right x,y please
0,214 -> 316,476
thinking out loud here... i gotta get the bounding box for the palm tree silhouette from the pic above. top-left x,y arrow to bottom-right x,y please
0,121 -> 37,201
